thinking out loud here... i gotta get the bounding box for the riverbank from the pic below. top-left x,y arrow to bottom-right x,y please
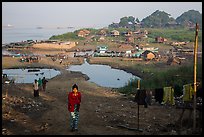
2,55 -> 202,135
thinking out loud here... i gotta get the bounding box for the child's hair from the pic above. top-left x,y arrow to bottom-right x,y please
72,84 -> 78,90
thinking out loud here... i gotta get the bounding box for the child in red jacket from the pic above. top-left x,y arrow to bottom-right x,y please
68,84 -> 81,132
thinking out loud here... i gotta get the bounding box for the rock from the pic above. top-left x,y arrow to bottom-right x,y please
10,119 -> 15,122
170,130 -> 177,135
24,129 -> 30,133
2,128 -> 7,131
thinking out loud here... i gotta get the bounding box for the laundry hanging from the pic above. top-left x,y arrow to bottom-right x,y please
162,87 -> 175,105
154,88 -> 164,104
183,84 -> 194,102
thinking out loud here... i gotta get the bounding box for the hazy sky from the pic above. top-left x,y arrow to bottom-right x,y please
2,2 -> 202,28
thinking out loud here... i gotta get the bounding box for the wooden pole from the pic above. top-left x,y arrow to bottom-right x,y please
193,23 -> 199,131
137,80 -> 140,130
137,79 -> 140,89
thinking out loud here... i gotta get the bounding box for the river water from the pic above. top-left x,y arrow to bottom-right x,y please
67,59 -> 140,88
2,68 -> 61,83
2,27 -> 76,44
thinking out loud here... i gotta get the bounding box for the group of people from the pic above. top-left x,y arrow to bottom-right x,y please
33,77 -> 48,97
33,78 -> 82,132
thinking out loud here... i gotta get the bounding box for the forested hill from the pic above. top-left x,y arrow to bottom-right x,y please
109,10 -> 202,29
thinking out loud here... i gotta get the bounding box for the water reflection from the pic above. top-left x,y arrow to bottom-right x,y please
67,59 -> 140,88
2,68 -> 61,83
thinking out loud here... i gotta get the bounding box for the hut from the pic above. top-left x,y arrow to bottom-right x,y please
142,50 -> 158,60
110,30 -> 120,37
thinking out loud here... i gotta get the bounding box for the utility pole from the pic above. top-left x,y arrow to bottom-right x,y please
193,23 -> 199,132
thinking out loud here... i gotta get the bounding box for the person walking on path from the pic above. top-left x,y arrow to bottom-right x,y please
68,84 -> 81,132
42,77 -> 48,92
33,79 -> 39,97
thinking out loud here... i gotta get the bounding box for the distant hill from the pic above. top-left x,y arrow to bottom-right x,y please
108,10 -> 202,29
176,10 -> 202,28
141,10 -> 175,28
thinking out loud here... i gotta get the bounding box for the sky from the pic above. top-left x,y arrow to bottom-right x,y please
2,2 -> 202,28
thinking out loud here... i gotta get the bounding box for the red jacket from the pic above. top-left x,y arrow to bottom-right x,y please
68,91 -> 81,112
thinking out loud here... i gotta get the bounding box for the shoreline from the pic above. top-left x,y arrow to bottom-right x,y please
2,56 -> 139,88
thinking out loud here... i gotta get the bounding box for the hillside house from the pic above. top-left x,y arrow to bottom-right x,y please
155,36 -> 167,43
142,50 -> 158,60
143,30 -> 148,35
133,50 -> 145,58
124,31 -> 133,37
98,29 -> 107,36
77,30 -> 90,37
98,36 -> 105,42
142,47 -> 159,52
97,45 -> 108,53
110,30 -> 120,37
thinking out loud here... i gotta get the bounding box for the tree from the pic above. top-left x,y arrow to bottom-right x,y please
135,18 -> 140,23
127,16 -> 135,24
141,10 -> 175,28
119,16 -> 129,27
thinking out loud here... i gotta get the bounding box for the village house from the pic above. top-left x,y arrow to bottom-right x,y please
133,29 -> 141,34
155,36 -> 167,43
133,29 -> 148,35
97,29 -> 107,36
77,29 -> 90,37
141,47 -> 159,52
142,50 -> 158,60
98,36 -> 105,42
97,45 -> 108,53
170,41 -> 189,46
143,30 -> 148,35
133,50 -> 145,58
125,31 -> 133,37
110,30 -> 120,37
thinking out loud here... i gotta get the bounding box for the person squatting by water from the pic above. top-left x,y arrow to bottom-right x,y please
68,84 -> 81,132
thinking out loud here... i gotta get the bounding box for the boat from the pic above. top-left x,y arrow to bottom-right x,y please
7,24 -> 13,27
28,69 -> 40,72
2,24 -> 14,28
36,27 -> 43,29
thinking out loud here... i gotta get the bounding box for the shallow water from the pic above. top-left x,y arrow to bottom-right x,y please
67,59 -> 140,88
2,68 -> 61,83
